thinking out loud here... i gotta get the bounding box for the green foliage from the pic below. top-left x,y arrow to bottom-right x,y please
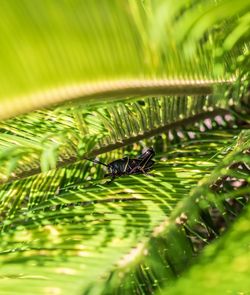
0,94 -> 233,182
100,130 -> 250,295
0,0 -> 248,119
161,204 -> 250,295
0,0 -> 249,294
0,124 -> 248,294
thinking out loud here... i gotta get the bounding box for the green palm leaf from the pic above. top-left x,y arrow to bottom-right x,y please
0,0 -> 248,119
162,200 -> 250,295
0,126 -> 248,294
0,93 -> 238,183
0,1 -> 249,294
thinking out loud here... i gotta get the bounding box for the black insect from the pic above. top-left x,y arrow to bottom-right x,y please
85,147 -> 155,183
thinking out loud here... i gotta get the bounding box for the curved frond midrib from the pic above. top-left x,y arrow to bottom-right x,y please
0,108 -> 230,185
0,79 -> 234,120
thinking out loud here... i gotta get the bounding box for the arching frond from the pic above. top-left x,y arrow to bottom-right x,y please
0,126 -> 248,294
0,90 -> 243,184
161,201 -> 250,295
0,1 -> 249,294
0,0 -> 248,119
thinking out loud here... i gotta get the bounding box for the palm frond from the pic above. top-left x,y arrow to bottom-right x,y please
0,1 -> 249,294
0,91 -> 241,184
101,130 -> 250,295
0,127 -> 248,294
161,204 -> 250,295
0,1 -> 248,119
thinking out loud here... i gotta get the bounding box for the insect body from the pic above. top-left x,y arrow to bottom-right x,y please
85,147 -> 155,182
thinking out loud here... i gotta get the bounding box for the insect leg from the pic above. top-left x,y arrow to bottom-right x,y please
106,174 -> 116,184
124,157 -> 130,173
130,150 -> 155,174
140,151 -> 155,169
139,168 -> 155,177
